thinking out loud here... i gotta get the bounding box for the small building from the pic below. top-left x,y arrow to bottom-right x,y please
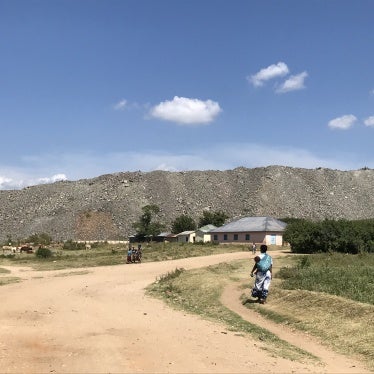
165,233 -> 178,243
177,230 -> 196,243
210,216 -> 287,246
195,224 -> 217,243
155,232 -> 172,242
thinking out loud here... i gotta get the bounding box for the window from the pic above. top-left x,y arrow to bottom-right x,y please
213,234 -> 218,241
224,234 -> 228,241
234,234 -> 238,241
245,234 -> 250,241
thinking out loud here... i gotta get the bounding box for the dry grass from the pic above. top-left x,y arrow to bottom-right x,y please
239,254 -> 374,370
148,252 -> 374,370
258,284 -> 374,368
147,261 -> 317,363
0,276 -> 21,286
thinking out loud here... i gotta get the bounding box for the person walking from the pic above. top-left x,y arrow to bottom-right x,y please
251,242 -> 257,254
250,244 -> 272,304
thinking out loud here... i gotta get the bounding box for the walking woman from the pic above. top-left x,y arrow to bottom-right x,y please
250,244 -> 273,304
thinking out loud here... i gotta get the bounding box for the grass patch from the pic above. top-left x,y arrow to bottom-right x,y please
0,267 -> 11,274
241,252 -> 374,370
146,261 -> 316,363
0,242 -> 248,271
0,277 -> 21,286
53,270 -> 91,277
276,252 -> 374,304
148,252 -> 373,369
260,286 -> 374,369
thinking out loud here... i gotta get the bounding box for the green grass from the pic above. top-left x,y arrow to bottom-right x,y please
276,252 -> 374,304
147,252 -> 374,370
0,242 -> 248,271
146,261 -> 317,363
242,252 -> 374,369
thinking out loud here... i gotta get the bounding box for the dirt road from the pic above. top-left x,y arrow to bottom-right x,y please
0,252 -> 370,373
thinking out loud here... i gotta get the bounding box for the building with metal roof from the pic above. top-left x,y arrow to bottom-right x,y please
176,230 -> 196,243
210,216 -> 287,245
195,224 -> 217,243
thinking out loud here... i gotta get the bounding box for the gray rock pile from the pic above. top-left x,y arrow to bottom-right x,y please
0,166 -> 373,242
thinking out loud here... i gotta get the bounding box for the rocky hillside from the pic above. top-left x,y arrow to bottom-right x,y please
0,166 -> 373,242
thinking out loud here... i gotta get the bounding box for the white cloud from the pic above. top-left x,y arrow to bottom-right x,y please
0,176 -> 14,190
328,115 -> 357,130
113,99 -> 127,110
276,71 -> 308,93
37,174 -> 67,184
149,96 -> 222,125
0,171 -> 67,190
364,116 -> 374,127
248,62 -> 289,87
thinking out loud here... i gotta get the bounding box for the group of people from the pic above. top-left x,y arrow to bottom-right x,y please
249,244 -> 272,304
126,244 -> 142,263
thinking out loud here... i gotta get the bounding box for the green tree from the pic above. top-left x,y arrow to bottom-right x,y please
171,214 -> 196,234
198,210 -> 228,227
283,218 -> 374,254
25,233 -> 52,246
133,204 -> 165,241
35,247 -> 53,259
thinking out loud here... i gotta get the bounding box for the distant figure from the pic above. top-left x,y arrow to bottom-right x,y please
127,247 -> 133,263
250,244 -> 272,304
251,242 -> 257,254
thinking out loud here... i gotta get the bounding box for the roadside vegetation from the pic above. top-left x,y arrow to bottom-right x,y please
146,251 -> 373,370
0,267 -> 20,286
276,252 -> 374,304
146,261 -> 316,363
283,218 -> 374,253
0,241 -> 248,271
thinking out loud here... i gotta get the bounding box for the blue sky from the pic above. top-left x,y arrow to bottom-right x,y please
1,0 -> 373,189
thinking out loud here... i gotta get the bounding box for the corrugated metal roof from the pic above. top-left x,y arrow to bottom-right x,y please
176,230 -> 195,236
157,232 -> 171,237
197,224 -> 217,233
210,216 -> 287,233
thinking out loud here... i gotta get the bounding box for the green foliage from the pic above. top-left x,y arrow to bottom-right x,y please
133,204 -> 165,241
63,240 -> 86,250
25,233 -> 52,246
283,218 -> 374,254
198,210 -> 228,227
277,253 -> 374,304
157,267 -> 185,283
171,214 -> 196,234
35,247 -> 53,259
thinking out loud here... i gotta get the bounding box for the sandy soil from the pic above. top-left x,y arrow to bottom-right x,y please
0,251 -> 370,373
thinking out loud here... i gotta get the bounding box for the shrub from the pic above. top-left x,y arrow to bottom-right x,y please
35,247 -> 53,259
63,240 -> 86,250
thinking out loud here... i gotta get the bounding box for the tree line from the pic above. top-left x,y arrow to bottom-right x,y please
282,218 -> 374,254
132,204 -> 228,241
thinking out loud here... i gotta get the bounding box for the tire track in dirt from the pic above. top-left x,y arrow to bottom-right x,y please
221,283 -> 370,373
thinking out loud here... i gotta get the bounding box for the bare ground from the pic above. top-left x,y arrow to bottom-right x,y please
0,251 -> 370,373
